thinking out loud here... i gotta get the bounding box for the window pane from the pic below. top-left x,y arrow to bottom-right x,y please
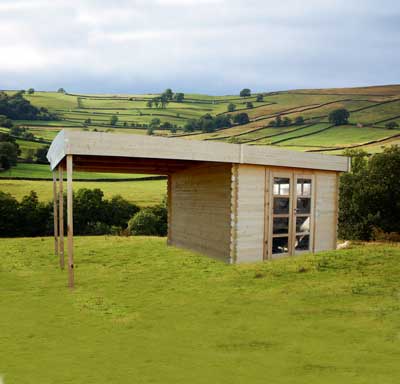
296,197 -> 311,214
296,216 -> 310,233
297,178 -> 311,197
295,235 -> 310,251
273,217 -> 289,234
274,177 -> 290,195
274,197 -> 290,214
272,237 -> 289,254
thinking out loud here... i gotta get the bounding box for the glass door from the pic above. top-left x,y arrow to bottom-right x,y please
293,176 -> 313,254
268,172 -> 314,259
271,175 -> 292,258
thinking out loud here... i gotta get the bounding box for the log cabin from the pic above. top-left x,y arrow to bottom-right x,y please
47,130 -> 349,287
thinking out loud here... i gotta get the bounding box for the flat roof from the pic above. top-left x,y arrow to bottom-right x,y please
47,130 -> 349,172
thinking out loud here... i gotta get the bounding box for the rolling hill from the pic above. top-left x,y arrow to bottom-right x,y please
2,84 -> 400,159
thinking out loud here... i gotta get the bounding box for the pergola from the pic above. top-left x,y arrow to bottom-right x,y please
47,130 -> 348,288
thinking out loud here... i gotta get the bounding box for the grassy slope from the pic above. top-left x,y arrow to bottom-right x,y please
3,85 -> 400,160
0,237 -> 399,383
0,179 -> 166,206
0,163 -> 161,180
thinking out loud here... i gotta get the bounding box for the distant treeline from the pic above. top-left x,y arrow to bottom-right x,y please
0,91 -> 58,121
0,188 -> 167,237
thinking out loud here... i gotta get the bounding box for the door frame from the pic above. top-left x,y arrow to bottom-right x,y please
266,170 -> 315,260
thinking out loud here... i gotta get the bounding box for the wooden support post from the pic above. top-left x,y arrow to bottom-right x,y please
52,171 -> 59,256
59,165 -> 64,270
67,155 -> 74,289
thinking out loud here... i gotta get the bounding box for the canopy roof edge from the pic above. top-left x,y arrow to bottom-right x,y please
46,129 -> 349,172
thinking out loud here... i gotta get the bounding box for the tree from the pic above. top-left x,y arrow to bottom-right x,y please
246,102 -> 254,109
174,93 -> 185,102
57,88 -> 66,93
160,122 -> 172,130
163,88 -> 174,101
294,116 -> 304,125
0,142 -> 19,170
128,209 -> 159,235
385,121 -> 399,129
256,94 -> 264,102
275,115 -> 282,127
282,117 -> 292,126
146,100 -> 153,108
338,146 -> 400,240
110,115 -> 118,126
184,119 -> 197,132
328,108 -> 350,126
150,118 -> 161,127
233,113 -> 249,125
0,115 -> 13,128
160,94 -> 169,108
27,88 -> 35,94
240,88 -> 251,98
35,146 -> 49,164
153,98 -> 160,108
0,192 -> 20,236
84,118 -> 92,124
147,126 -> 155,135
227,103 -> 236,112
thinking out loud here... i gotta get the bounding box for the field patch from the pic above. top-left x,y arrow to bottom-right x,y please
0,238 -> 399,383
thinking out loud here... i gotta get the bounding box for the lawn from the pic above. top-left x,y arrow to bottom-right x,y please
0,179 -> 166,206
0,237 -> 399,383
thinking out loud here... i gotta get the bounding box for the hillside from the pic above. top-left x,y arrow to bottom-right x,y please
3,84 -> 400,160
1,237 -> 399,383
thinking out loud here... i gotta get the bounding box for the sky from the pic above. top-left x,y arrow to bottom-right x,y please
0,0 -> 399,95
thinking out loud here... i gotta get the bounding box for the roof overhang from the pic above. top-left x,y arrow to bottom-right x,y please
47,130 -> 349,173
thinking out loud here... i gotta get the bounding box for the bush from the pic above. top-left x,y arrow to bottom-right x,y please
329,108 -> 350,126
338,146 -> 400,240
128,209 -> 159,236
385,121 -> 399,129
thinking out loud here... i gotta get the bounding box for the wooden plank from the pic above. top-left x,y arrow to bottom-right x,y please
52,171 -> 59,257
58,165 -> 64,270
235,164 -> 265,263
263,168 -> 270,260
66,155 -> 74,289
169,163 -> 232,261
167,175 -> 172,245
47,130 -> 349,172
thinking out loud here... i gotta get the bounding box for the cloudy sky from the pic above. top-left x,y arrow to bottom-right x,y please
0,0 -> 399,94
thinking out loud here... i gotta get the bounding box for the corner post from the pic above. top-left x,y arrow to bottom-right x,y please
59,165 -> 64,269
52,171 -> 59,256
66,155 -> 74,289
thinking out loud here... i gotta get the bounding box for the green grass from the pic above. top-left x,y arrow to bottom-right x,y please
0,237 -> 399,383
277,125 -> 399,148
4,86 -> 400,154
0,163 -> 160,180
0,179 -> 166,206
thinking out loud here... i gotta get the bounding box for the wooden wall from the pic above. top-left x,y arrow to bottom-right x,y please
169,163 -> 232,261
231,164 -> 266,263
314,171 -> 339,252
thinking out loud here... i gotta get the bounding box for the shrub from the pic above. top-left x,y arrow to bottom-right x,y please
128,209 -> 159,236
385,121 -> 399,129
328,108 -> 350,126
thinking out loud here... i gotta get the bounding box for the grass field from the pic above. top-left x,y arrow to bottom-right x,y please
0,237 -> 399,383
0,163 -> 160,181
3,85 -> 400,157
0,178 -> 166,206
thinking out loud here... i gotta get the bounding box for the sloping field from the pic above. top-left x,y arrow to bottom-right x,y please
0,178 -> 166,206
1,237 -> 399,383
3,85 -> 400,155
278,125 -> 397,148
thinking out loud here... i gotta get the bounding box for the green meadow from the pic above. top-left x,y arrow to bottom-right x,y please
0,178 -> 166,206
0,237 -> 399,384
